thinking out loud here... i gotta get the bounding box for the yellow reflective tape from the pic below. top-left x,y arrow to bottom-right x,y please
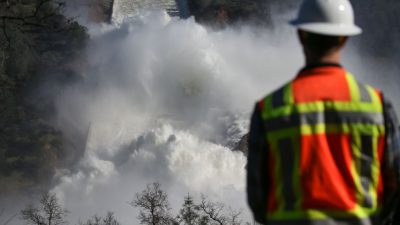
267,124 -> 385,137
291,136 -> 303,211
260,72 -> 385,221
296,101 -> 382,113
262,94 -> 273,118
370,135 -> 380,207
345,73 -> 383,112
363,135 -> 381,208
268,137 -> 285,211
349,132 -> 383,209
350,132 -> 364,206
267,205 -> 381,220
366,85 -> 383,112
268,127 -> 300,140
261,102 -> 382,120
267,132 -> 302,211
284,83 -> 294,105
346,73 -> 361,102
260,72 -> 383,120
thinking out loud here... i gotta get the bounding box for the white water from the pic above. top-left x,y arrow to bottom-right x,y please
47,4 -> 400,225
50,10 -> 302,225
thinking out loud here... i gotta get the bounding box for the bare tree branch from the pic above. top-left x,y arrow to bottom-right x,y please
2,212 -> 18,225
227,208 -> 242,225
21,193 -> 68,225
199,195 -> 226,225
130,182 -> 176,225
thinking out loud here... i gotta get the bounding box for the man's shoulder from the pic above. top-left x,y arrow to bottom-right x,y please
349,73 -> 384,101
257,80 -> 293,104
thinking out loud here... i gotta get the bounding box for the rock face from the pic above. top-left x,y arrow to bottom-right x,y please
67,0 -> 269,26
66,0 -> 114,23
188,0 -> 271,28
0,0 -> 88,196
234,133 -> 249,156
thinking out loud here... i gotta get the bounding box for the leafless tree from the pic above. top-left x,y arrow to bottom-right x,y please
21,193 -> 68,225
79,212 -> 120,225
130,182 -> 176,225
226,208 -> 242,225
0,208 -> 17,225
199,195 -> 225,225
198,195 -> 243,225
130,183 -> 250,225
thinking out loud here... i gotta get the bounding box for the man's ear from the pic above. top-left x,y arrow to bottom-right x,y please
338,36 -> 348,49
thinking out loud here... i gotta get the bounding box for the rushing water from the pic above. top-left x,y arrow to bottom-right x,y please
49,10 -> 302,224
7,1 -> 399,224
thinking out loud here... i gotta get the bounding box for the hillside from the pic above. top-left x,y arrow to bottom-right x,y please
0,0 -> 88,197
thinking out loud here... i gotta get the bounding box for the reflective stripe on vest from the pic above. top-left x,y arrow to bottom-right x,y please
259,73 -> 385,222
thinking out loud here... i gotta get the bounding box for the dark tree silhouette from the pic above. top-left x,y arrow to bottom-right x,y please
21,193 -> 68,225
177,193 -> 204,225
0,209 -> 17,225
198,195 -> 243,225
131,183 -> 250,225
130,182 -> 177,225
79,212 -> 121,225
0,0 -> 87,195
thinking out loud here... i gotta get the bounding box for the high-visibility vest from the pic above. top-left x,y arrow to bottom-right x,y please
258,67 -> 385,224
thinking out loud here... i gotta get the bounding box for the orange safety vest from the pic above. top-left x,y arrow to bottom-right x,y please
258,66 -> 385,224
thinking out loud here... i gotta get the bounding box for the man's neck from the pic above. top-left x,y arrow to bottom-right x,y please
305,51 -> 341,66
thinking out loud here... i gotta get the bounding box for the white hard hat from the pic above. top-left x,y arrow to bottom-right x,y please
290,0 -> 362,36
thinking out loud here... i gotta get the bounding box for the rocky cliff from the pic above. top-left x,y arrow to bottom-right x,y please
0,0 -> 88,197
66,0 -> 114,23
188,0 -> 271,28
72,0 -> 271,27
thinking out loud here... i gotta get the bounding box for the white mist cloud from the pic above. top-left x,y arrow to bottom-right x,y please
47,6 -> 400,225
50,10 -> 302,225
3,2 -> 399,225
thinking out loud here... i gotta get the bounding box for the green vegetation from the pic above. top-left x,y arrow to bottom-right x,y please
0,0 -> 88,195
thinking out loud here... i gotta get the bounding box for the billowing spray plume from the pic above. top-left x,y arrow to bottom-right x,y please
41,3 -> 400,225
50,10 -> 302,224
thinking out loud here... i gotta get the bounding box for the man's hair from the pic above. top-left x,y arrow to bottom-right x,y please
300,31 -> 346,56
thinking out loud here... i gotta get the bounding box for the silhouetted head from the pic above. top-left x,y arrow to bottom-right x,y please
298,30 -> 348,60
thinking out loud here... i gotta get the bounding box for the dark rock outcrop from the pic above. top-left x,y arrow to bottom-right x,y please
0,0 -> 88,196
67,0 -> 114,23
90,0 -> 114,23
188,0 -> 271,28
233,133 -> 249,156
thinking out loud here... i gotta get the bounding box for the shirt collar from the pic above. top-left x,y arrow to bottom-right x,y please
297,63 -> 344,77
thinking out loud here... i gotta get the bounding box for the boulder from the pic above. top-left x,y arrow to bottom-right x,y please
233,133 -> 249,156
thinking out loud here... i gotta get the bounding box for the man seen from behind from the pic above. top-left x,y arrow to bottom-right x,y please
247,0 -> 400,224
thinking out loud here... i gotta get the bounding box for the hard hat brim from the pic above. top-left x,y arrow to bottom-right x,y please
290,20 -> 362,36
